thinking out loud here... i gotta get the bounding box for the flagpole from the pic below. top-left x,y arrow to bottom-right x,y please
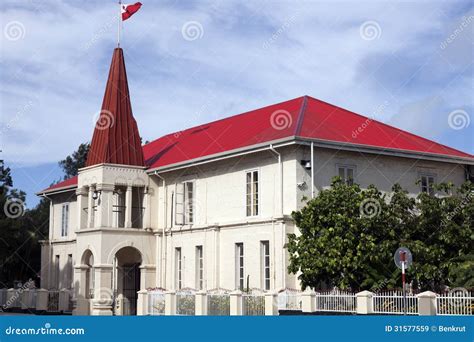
117,0 -> 121,47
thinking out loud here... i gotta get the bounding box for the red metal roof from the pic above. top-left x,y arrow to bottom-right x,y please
143,96 -> 473,169
86,48 -> 144,167
39,175 -> 78,194
40,96 -> 473,194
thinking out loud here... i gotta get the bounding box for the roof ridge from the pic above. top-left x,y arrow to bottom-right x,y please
294,95 -> 308,136
144,96 -> 306,147
306,96 -> 473,157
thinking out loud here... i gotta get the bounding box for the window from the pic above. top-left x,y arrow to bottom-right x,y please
337,165 -> 355,185
246,171 -> 259,216
175,248 -> 182,290
195,246 -> 203,290
67,254 -> 73,289
420,174 -> 436,195
61,204 -> 69,236
261,241 -> 270,290
175,182 -> 194,225
235,243 -> 244,290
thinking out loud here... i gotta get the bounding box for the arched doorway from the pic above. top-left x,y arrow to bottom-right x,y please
114,246 -> 142,315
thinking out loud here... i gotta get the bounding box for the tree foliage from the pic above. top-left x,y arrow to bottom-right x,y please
58,142 -> 90,179
287,177 -> 474,292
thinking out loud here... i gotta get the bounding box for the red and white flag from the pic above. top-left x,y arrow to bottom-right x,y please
121,2 -> 142,21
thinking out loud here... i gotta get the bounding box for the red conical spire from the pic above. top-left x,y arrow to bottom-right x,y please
86,48 -> 144,167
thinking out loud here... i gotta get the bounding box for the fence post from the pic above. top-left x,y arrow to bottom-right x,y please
137,290 -> 148,316
6,289 -> 16,310
417,291 -> 437,316
356,290 -> 374,314
230,290 -> 242,315
36,289 -> 48,312
195,290 -> 208,316
20,289 -> 29,310
301,290 -> 316,313
165,291 -> 176,315
58,289 -> 69,312
0,289 -> 6,307
264,292 -> 278,315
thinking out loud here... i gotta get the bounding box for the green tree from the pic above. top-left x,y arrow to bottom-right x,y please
58,142 -> 90,179
287,178 -> 473,291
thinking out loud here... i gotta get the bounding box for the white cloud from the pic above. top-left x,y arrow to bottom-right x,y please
1,0 -> 472,167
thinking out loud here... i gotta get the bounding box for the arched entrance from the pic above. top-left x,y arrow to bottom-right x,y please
113,246 -> 142,315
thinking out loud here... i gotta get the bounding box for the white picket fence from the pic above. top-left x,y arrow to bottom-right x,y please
437,291 -> 474,316
148,289 -> 165,315
242,289 -> 265,316
373,291 -> 418,315
207,289 -> 231,316
278,288 -> 302,311
176,288 -> 196,316
314,289 -> 356,313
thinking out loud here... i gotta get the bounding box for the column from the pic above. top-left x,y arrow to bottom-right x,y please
195,291 -> 208,315
75,187 -> 87,230
356,290 -> 374,314
87,186 -> 95,228
125,186 -> 132,228
139,265 -> 156,290
230,290 -> 242,315
417,291 -> 437,315
264,292 -> 278,315
301,290 -> 316,313
96,184 -> 114,228
73,265 -> 89,315
91,264 -> 114,316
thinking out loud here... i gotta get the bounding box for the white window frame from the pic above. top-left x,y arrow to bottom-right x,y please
175,247 -> 182,290
195,246 -> 204,290
419,172 -> 436,195
336,164 -> 356,185
245,170 -> 259,217
175,181 -> 195,225
235,243 -> 244,290
61,203 -> 69,237
261,241 -> 270,290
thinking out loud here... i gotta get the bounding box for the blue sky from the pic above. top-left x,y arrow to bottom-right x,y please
1,0 -> 473,208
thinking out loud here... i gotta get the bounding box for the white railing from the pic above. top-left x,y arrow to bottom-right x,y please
242,289 -> 265,316
207,289 -> 231,316
373,291 -> 418,315
278,288 -> 302,311
437,291 -> 474,316
148,289 -> 166,315
176,288 -> 196,316
315,289 -> 356,313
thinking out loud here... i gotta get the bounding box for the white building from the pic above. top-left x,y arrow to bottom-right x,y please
38,48 -> 474,315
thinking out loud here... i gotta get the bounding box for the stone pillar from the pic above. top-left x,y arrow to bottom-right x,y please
20,289 -> 29,310
230,290 -> 242,315
36,289 -> 48,312
91,265 -> 114,316
301,290 -> 316,313
96,184 -> 114,228
417,291 -> 437,316
195,291 -> 208,316
356,290 -> 374,314
139,265 -> 156,290
265,292 -> 278,316
137,290 -> 148,316
76,187 -> 87,230
59,289 -> 70,312
165,291 -> 176,315
73,265 -> 89,315
125,186 -> 133,228
87,186 -> 95,228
